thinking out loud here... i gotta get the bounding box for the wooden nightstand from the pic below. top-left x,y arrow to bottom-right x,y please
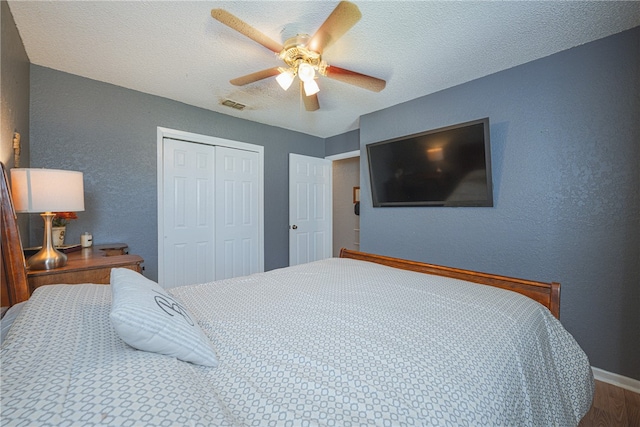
27,244 -> 144,293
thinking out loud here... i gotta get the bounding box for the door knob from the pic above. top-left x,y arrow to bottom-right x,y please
292,225 -> 298,229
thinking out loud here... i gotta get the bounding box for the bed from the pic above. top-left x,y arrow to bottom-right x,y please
1,162 -> 594,426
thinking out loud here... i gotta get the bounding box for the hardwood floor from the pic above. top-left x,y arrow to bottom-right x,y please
579,380 -> 640,427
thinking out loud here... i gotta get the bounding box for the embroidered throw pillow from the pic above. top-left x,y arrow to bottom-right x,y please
109,268 -> 218,367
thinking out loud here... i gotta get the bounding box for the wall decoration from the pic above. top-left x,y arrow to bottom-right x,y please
13,132 -> 21,167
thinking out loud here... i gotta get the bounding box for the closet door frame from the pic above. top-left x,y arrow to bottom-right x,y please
156,127 -> 264,287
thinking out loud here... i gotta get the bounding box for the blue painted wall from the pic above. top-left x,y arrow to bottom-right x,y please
359,27 -> 640,380
1,0 -> 30,244
29,66 -> 324,280
325,129 -> 359,157
1,0 -> 30,169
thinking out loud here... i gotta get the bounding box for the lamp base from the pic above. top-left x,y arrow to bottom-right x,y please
27,246 -> 68,270
27,212 -> 68,270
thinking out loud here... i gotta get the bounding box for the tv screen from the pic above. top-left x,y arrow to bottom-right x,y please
367,118 -> 493,207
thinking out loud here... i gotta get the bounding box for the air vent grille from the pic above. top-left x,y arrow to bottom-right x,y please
222,99 -> 246,110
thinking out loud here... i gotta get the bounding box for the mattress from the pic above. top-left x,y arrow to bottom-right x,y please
1,258 -> 594,426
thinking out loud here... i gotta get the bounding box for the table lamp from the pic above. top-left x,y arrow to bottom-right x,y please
10,168 -> 85,270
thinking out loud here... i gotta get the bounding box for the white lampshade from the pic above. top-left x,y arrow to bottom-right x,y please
303,79 -> 320,96
297,63 -> 315,83
11,168 -> 85,213
276,69 -> 295,91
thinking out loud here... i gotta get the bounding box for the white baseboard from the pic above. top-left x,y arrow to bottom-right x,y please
592,366 -> 640,394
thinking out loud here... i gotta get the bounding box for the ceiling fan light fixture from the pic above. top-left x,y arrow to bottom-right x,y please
276,68 -> 295,90
212,2 -> 385,112
303,79 -> 320,96
297,62 -> 316,83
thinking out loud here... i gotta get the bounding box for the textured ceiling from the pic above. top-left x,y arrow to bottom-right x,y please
7,1 -> 640,138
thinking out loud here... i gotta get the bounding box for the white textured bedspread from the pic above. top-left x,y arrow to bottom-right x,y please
1,258 -> 593,426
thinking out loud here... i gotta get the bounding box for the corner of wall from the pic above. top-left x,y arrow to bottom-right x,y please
1,0 -> 31,244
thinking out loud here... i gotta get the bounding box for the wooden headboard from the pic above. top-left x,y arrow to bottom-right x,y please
339,248 -> 560,319
1,162 -> 30,307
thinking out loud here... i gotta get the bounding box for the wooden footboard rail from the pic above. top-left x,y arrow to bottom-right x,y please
339,248 -> 560,319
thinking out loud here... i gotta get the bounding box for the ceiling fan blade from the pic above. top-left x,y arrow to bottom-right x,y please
307,1 -> 362,54
211,9 -> 283,53
230,67 -> 281,86
325,66 -> 386,92
301,81 -> 320,111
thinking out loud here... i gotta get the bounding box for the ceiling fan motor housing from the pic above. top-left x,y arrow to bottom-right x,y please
279,35 -> 327,76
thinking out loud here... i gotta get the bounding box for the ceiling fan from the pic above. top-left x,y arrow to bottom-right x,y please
211,1 -> 386,112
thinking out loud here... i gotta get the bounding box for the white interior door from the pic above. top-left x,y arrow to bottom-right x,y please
162,138 -> 215,287
215,146 -> 260,280
289,153 -> 332,266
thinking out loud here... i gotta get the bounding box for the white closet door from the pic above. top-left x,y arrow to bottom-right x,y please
162,138 -> 215,287
214,146 -> 260,280
159,128 -> 264,288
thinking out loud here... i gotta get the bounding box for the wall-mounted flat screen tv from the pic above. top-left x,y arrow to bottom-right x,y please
367,118 -> 493,207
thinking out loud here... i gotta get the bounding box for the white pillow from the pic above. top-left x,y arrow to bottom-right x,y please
109,268 -> 218,367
